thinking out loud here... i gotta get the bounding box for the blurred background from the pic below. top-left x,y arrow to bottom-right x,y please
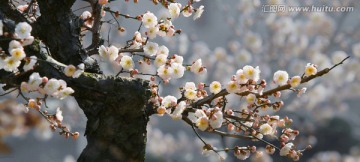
1,0 -> 360,161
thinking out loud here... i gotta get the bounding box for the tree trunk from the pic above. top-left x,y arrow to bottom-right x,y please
0,1 -> 151,161
73,76 -> 150,162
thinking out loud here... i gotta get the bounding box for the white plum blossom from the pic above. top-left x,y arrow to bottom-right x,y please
171,63 -> 185,79
193,5 -> 204,20
196,116 -> 209,131
55,107 -> 63,122
168,3 -> 181,19
81,11 -> 92,20
157,45 -> 169,56
146,26 -> 159,39
15,22 -> 32,39
22,36 -> 34,46
184,82 -> 196,90
28,72 -> 42,90
246,93 -> 256,104
72,63 -> 84,78
157,65 -> 173,80
182,5 -> 193,17
304,63 -> 317,76
142,12 -> 158,28
280,143 -> 294,156
44,79 -> 61,95
23,56 -> 37,71
290,76 -> 301,88
172,55 -> 183,64
184,89 -> 197,100
120,55 -> 134,70
170,101 -> 186,119
259,123 -> 273,135
64,65 -> 76,77
57,87 -> 75,99
154,55 -> 167,67
190,59 -> 206,74
236,69 -> 248,84
8,40 -> 23,53
162,95 -> 177,108
243,65 -> 260,82
10,48 -> 26,60
144,42 -> 159,56
273,70 -> 289,86
226,81 -> 238,93
98,45 -> 118,61
209,110 -> 223,129
209,81 -> 221,94
3,57 -> 21,72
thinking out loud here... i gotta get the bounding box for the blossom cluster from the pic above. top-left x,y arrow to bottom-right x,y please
0,22 -> 36,72
20,72 -> 74,99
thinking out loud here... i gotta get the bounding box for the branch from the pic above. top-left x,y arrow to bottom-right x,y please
193,56 -> 350,107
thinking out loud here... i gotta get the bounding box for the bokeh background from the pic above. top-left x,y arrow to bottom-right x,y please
1,0 -> 360,161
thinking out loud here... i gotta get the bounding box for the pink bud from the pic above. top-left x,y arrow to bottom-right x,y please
42,77 -> 48,83
198,83 -> 205,90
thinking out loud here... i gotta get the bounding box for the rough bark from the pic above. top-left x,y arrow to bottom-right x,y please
0,1 -> 151,161
75,75 -> 150,162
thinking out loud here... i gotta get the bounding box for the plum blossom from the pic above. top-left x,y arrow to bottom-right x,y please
120,55 -> 134,70
226,81 -> 238,93
190,59 -> 206,74
184,82 -> 196,90
193,5 -> 204,20
15,22 -> 32,39
142,12 -> 158,28
273,70 -> 289,86
98,45 -> 119,61
154,55 -> 167,67
182,5 -> 193,17
144,42 -> 159,56
162,95 -> 177,108
168,3 -> 181,19
209,81 -> 221,94
196,116 -> 209,131
23,56 -> 37,71
184,89 -> 197,100
28,72 -> 42,90
171,63 -> 185,79
8,40 -> 23,53
55,107 -> 63,122
146,26 -> 159,39
157,45 -> 169,56
169,101 -> 186,119
280,143 -> 294,156
259,123 -> 273,135
72,64 -> 84,78
157,65 -> 173,80
64,65 -> 77,77
209,109 -> 223,129
290,76 -> 301,88
304,63 -> 317,76
236,69 -> 248,84
246,93 -> 256,104
44,79 -> 61,95
10,48 -> 26,60
3,57 -> 21,72
243,65 -> 260,82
